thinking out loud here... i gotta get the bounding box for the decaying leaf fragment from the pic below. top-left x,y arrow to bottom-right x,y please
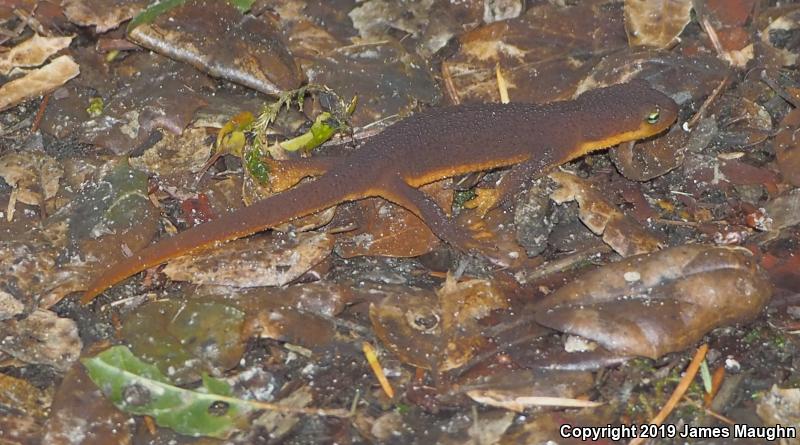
549,171 -> 663,256
775,108 -> 800,187
128,0 -> 303,95
370,276 -> 508,372
757,385 -> 800,439
0,151 -> 63,220
162,232 -> 333,287
0,55 -> 80,112
0,34 -> 73,75
535,245 -> 772,359
63,0 -> 148,33
623,0 -> 693,48
0,309 -> 82,371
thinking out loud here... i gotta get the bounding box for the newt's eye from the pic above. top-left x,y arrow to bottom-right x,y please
646,109 -> 661,124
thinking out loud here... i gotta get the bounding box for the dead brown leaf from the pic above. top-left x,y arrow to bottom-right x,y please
443,0 -> 628,104
535,244 -> 772,359
0,309 -> 82,371
624,0 -> 693,49
62,0 -> 148,32
0,150 -> 63,219
549,171 -> 663,257
0,54 -> 79,112
128,0 -> 303,95
43,362 -> 132,444
775,107 -> 800,187
335,182 -> 451,259
370,275 -> 508,372
162,231 -> 334,287
462,369 -> 597,412
129,127 -> 212,186
610,124 -> 689,181
0,33 -> 72,75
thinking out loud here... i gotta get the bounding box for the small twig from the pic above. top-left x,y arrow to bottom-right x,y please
495,63 -> 510,104
699,17 -> 725,61
682,397 -> 736,425
515,244 -> 611,284
363,342 -> 394,399
686,75 -> 730,129
760,71 -> 800,108
441,62 -> 461,105
629,344 -> 709,445
30,93 -> 50,134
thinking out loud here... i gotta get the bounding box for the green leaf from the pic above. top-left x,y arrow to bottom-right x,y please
82,346 -> 249,438
699,359 -> 712,394
128,0 -> 254,33
230,0 -> 256,13
127,0 -> 187,32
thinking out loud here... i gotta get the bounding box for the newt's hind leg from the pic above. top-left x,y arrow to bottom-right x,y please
379,177 -> 482,254
263,156 -> 339,192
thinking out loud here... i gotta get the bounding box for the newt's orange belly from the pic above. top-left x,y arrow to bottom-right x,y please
404,152 -> 531,187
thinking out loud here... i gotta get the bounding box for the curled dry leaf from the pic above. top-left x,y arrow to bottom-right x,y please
0,55 -> 80,112
0,309 -> 82,371
535,245 -> 772,359
162,232 -> 334,287
369,276 -> 508,372
549,171 -> 663,257
0,34 -> 73,75
623,0 -> 693,49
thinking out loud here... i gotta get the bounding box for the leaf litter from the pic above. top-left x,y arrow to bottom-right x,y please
0,0 -> 799,442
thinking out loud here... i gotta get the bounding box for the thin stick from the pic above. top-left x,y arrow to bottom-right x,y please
686,76 -> 730,129
30,93 -> 50,134
441,62 -> 461,105
363,342 -> 395,398
629,344 -> 709,445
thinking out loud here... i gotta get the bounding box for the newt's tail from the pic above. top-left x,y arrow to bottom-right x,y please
82,174 -> 357,303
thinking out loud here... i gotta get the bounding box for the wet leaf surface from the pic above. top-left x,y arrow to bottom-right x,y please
623,0 -> 693,49
549,171 -> 664,257
535,245 -> 772,359
1,0 -> 800,441
0,55 -> 79,112
0,309 -> 82,370
121,299 -> 246,384
128,0 -> 303,95
0,33 -> 72,75
162,231 -> 333,287
370,275 -> 508,372
62,0 -> 148,33
82,345 -> 251,439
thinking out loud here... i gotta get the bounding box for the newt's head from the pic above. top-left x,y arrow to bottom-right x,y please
574,80 -> 679,155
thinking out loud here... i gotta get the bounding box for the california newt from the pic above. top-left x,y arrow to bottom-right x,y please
82,81 -> 679,303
